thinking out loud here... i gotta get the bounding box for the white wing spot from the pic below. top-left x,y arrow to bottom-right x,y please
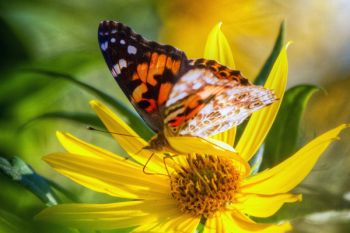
113,64 -> 121,75
119,59 -> 127,69
100,41 -> 108,51
120,39 -> 126,45
111,29 -> 117,34
110,38 -> 116,43
127,45 -> 137,54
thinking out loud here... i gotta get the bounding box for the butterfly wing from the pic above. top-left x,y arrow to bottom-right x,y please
98,21 -> 187,133
164,59 -> 276,137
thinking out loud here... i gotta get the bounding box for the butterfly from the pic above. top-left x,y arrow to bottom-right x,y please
98,20 -> 276,152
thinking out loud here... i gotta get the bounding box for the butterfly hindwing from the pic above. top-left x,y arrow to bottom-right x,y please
98,21 -> 188,132
164,59 -> 276,137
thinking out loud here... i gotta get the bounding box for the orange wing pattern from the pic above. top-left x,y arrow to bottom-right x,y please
99,21 -> 276,142
164,60 -> 276,137
98,21 -> 187,133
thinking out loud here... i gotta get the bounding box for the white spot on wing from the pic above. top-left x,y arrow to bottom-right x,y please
100,41 -> 108,51
119,59 -> 127,69
111,29 -> 117,34
110,38 -> 116,43
127,45 -> 137,54
120,39 -> 126,45
113,64 -> 121,75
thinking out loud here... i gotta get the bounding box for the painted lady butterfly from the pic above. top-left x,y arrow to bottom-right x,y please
98,21 -> 276,151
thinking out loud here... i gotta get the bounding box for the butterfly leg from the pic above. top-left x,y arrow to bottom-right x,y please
142,152 -> 155,175
163,153 -> 183,177
142,152 -> 169,176
163,155 -> 173,177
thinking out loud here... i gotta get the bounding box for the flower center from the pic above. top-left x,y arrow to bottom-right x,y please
170,154 -> 242,217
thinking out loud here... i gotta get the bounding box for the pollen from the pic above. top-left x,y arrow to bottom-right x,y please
170,154 -> 242,218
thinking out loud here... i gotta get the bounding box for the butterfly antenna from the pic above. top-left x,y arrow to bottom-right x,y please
87,126 -> 142,138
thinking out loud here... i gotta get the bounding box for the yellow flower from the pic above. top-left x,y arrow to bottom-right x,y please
35,100 -> 348,232
35,44 -> 348,232
35,22 -> 349,233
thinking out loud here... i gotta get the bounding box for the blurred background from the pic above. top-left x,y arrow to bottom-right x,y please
0,0 -> 349,232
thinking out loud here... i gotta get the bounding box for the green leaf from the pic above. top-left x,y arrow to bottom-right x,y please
23,69 -> 154,140
235,21 -> 285,143
45,179 -> 80,203
0,18 -> 30,71
0,209 -> 33,233
248,144 -> 264,175
0,156 -> 59,206
254,21 -> 285,85
20,112 -> 105,131
261,85 -> 319,169
0,207 -> 81,233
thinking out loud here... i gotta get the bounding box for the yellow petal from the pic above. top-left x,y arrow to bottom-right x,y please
241,124 -> 349,194
167,136 -> 250,175
211,127 -> 236,147
204,22 -> 235,68
205,22 -> 236,146
236,44 -> 289,161
89,100 -> 166,174
43,152 -> 169,199
234,193 -> 302,218
203,214 -> 224,233
230,211 -> 292,233
133,213 -> 200,233
36,199 -> 181,230
204,211 -> 291,233
56,131 -> 121,160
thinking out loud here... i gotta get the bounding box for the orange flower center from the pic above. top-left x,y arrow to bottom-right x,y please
170,154 -> 242,217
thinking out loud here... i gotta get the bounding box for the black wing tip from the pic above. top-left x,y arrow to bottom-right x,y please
98,20 -> 126,44
99,20 -> 119,27
98,20 -> 132,37
97,20 -> 186,59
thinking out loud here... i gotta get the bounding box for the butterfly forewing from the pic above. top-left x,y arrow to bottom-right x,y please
98,21 -> 187,132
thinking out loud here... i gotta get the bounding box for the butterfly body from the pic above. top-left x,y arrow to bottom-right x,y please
98,20 -> 276,151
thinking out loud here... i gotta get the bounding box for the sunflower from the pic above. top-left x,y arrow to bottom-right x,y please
35,99 -> 348,232
35,23 -> 348,233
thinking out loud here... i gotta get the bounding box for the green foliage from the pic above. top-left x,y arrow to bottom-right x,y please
0,157 -> 59,206
27,69 -> 154,140
248,145 -> 264,175
236,21 -> 285,142
0,209 -> 34,233
261,85 -> 319,169
21,111 -> 104,130
0,1 -> 160,232
254,21 -> 285,85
